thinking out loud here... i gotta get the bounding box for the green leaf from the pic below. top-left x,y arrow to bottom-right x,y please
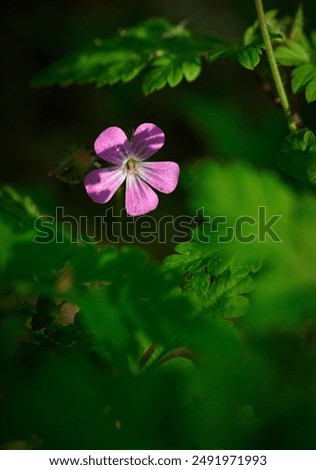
226,10 -> 288,72
243,23 -> 259,47
164,221 -> 261,320
167,67 -> 183,87
272,16 -> 316,104
202,266 -> 255,318
274,39 -> 310,66
278,128 -> 316,186
290,5 -> 305,41
32,17 -> 228,95
238,46 -> 262,70
290,54 -> 316,103
165,238 -> 258,319
182,58 -> 201,81
183,270 -> 210,302
243,9 -> 288,47
306,76 -> 316,103
291,64 -> 316,94
142,67 -> 168,94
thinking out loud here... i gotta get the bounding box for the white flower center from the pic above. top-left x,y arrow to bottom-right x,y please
123,158 -> 139,175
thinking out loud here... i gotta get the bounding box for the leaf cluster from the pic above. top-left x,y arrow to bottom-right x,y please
32,18 -> 228,95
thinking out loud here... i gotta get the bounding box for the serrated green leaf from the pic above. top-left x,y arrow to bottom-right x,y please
32,18 -> 228,95
291,64 -> 316,94
183,270 -> 210,301
220,295 -> 250,318
207,266 -> 254,302
274,39 -> 310,66
268,9 -> 316,105
164,223 -> 259,319
278,129 -> 316,186
207,256 -> 232,276
142,67 -> 168,94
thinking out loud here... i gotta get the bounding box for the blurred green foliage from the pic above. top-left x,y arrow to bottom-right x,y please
2,0 -> 316,452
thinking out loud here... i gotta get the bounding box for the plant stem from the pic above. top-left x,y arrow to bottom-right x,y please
254,0 -> 297,132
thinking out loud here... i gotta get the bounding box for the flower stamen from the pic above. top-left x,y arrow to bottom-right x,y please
125,158 -> 139,175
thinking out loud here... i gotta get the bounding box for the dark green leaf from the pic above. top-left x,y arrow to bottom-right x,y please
278,128 -> 316,186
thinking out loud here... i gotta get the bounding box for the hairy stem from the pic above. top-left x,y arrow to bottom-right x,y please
254,0 -> 297,132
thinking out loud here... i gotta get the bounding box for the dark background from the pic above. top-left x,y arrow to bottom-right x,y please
2,0 -> 316,451
2,0 -> 316,255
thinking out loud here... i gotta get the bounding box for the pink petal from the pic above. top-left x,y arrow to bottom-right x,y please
94,126 -> 131,164
138,161 -> 180,194
84,167 -> 126,204
125,174 -> 159,216
131,123 -> 165,160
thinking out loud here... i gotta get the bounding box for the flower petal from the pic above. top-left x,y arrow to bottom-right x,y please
125,174 -> 159,216
138,161 -> 180,194
94,126 -> 131,164
84,167 -> 126,204
131,123 -> 165,160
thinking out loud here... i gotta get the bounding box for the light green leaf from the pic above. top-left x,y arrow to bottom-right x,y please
290,5 -> 304,41
291,64 -> 316,94
142,67 -> 168,95
238,46 -> 262,70
167,67 -> 183,87
274,39 -> 310,66
273,23 -> 316,104
182,58 -> 201,82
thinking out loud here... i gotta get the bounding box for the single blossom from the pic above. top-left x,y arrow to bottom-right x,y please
84,123 -> 180,216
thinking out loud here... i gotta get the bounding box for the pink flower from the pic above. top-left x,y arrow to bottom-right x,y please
84,123 -> 180,216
